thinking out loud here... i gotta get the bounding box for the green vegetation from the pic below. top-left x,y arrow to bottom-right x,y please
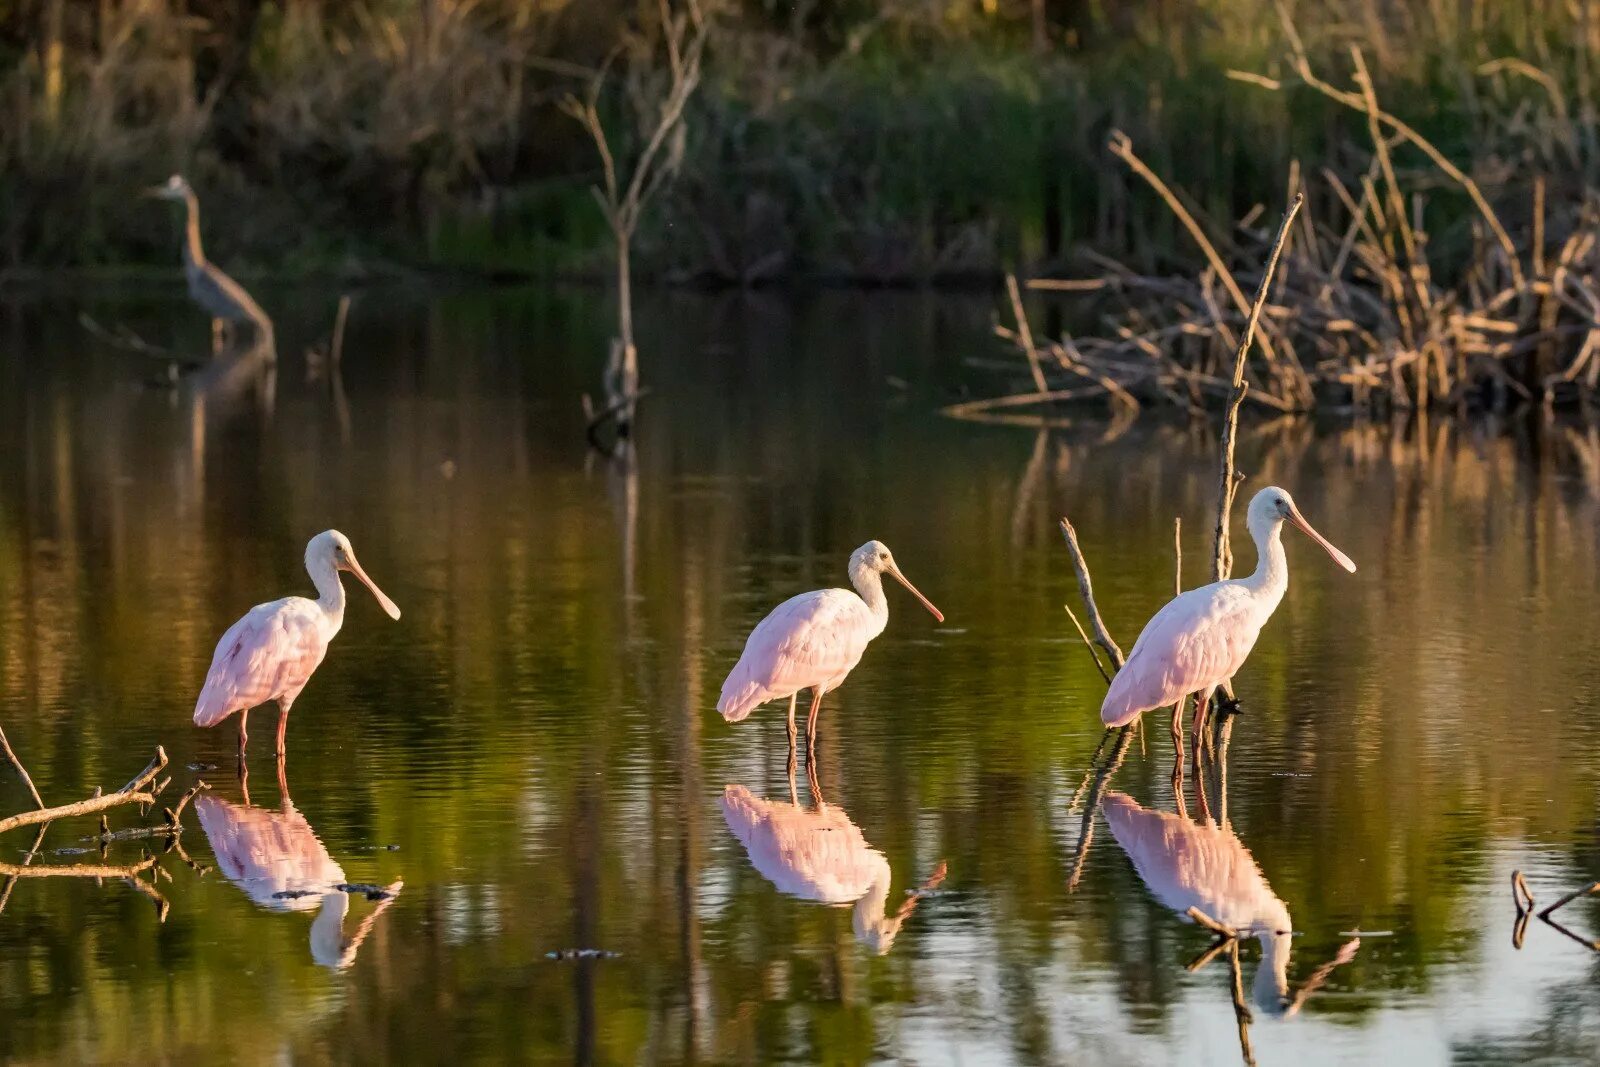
1,1 -> 1596,282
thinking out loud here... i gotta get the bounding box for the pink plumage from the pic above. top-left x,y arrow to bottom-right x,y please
1099,487 -> 1355,730
719,782 -> 943,954
1100,791 -> 1360,1014
716,541 -> 943,753
718,590 -> 869,722
194,601 -> 331,727
194,530 -> 400,757
196,790 -> 403,969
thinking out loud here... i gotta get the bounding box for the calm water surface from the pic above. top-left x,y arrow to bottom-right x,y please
3,287 -> 1600,1065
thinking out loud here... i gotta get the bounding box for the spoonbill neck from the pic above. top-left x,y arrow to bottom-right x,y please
308,557 -> 346,622
1242,513 -> 1290,595
848,563 -> 890,618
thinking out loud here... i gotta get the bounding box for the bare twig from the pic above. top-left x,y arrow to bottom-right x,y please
1513,869 -> 1536,912
0,748 -> 169,836
1173,517 -> 1182,595
1006,273 -> 1050,395
1058,519 -> 1126,670
1213,194 -> 1304,582
0,726 -> 45,810
1538,880 -> 1600,921
1109,130 -> 1283,367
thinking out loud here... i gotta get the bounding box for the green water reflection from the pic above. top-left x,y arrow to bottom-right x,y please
3,288 -> 1600,1064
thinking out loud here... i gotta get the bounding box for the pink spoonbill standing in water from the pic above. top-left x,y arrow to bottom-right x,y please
718,541 -> 944,760
1100,487 -> 1355,744
194,530 -> 401,759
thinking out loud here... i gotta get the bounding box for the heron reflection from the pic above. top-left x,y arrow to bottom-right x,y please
195,767 -> 401,970
719,764 -> 944,955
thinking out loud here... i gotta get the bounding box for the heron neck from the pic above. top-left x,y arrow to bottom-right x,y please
182,191 -> 206,268
1243,517 -> 1288,595
308,558 -> 346,623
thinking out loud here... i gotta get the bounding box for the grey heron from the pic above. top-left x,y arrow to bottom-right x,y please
146,174 -> 274,354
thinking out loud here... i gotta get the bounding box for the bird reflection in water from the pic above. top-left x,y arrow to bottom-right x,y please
195,763 -> 401,970
1100,788 -> 1359,1062
719,762 -> 945,955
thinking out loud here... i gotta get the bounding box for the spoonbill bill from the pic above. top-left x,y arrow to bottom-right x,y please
717,541 -> 943,756
1101,487 -> 1355,736
194,530 -> 400,758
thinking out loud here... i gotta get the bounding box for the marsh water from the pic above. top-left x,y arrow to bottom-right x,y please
3,286 -> 1600,1066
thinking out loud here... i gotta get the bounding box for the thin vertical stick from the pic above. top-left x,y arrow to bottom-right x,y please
1007,273 -> 1050,395
1063,605 -> 1112,685
1212,193 -> 1304,582
1173,517 -> 1182,595
1059,519 -> 1126,669
0,726 -> 45,811
1228,941 -> 1257,1066
330,294 -> 352,367
1532,177 -> 1546,279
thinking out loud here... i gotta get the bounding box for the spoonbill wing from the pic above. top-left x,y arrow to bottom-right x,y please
1101,586 -> 1264,727
718,590 -> 871,722
194,599 -> 330,726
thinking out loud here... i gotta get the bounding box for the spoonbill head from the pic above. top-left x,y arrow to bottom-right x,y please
1100,486 -> 1354,729
717,541 -> 943,758
310,530 -> 402,621
193,530 -> 400,758
848,540 -> 945,622
1246,487 -> 1356,574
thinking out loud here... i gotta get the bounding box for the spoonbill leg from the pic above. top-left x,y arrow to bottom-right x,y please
275,697 -> 295,759
805,689 -> 825,765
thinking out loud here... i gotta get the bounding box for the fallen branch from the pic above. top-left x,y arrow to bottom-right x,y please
0,746 -> 170,836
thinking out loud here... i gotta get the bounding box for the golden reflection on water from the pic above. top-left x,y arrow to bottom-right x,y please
3,290 -> 1600,1062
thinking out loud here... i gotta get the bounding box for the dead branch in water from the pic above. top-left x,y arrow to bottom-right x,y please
0,725 -> 45,811
1513,869 -> 1537,912
1537,880 -> 1600,951
1229,941 -> 1258,1066
0,745 -> 174,836
1057,519 -> 1126,671
564,0 -> 714,442
1213,194 -> 1303,580
963,19 -> 1600,421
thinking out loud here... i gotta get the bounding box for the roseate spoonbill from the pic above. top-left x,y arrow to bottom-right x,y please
145,174 -> 274,353
1101,791 -> 1358,1014
1101,487 -> 1355,738
194,530 -> 400,758
717,541 -> 943,757
720,776 -> 945,954
196,779 -> 402,970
